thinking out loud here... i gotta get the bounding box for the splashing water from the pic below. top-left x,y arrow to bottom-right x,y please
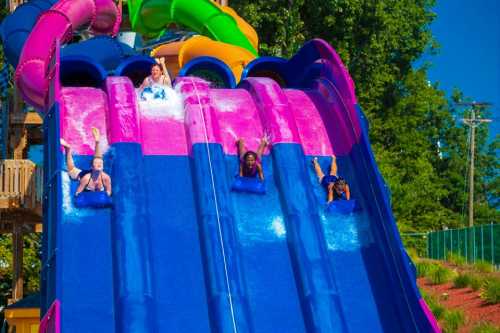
270,216 -> 287,237
61,173 -> 97,220
320,210 -> 374,252
137,85 -> 185,121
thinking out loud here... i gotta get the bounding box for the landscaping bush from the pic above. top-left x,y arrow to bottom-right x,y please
429,266 -> 455,285
447,252 -> 466,266
421,290 -> 446,320
416,261 -> 438,278
469,274 -> 484,291
474,260 -> 495,273
442,309 -> 465,333
406,247 -> 419,262
471,321 -> 500,333
480,278 -> 500,304
453,273 -> 472,288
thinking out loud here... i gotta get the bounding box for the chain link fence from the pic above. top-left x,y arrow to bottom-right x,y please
427,224 -> 500,265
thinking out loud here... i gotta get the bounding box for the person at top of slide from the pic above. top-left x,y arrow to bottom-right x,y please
61,127 -> 112,197
312,155 -> 350,203
139,57 -> 172,90
237,137 -> 268,181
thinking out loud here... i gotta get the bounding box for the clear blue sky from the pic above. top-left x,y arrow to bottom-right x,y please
422,0 -> 499,139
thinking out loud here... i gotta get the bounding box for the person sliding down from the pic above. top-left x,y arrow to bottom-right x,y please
139,57 -> 172,101
312,155 -> 350,203
61,127 -> 112,197
237,137 -> 268,181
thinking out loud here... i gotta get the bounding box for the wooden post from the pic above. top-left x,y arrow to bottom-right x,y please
468,113 -> 475,227
12,222 -> 24,302
9,89 -> 28,159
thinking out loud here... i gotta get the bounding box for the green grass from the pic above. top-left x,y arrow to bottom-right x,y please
474,260 -> 495,273
442,309 -> 465,333
471,321 -> 500,333
453,273 -> 472,288
480,278 -> 500,304
429,265 -> 456,285
447,252 -> 466,266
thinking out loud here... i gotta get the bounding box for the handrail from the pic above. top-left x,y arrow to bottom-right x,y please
0,159 -> 43,210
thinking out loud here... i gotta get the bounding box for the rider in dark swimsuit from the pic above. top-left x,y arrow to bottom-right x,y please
312,155 -> 350,203
61,127 -> 112,197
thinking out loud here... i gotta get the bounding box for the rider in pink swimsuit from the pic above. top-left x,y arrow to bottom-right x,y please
237,137 -> 268,181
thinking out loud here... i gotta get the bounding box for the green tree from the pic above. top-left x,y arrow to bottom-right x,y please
231,0 -> 305,57
0,234 -> 41,306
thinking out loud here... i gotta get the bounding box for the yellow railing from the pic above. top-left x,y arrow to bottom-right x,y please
0,160 -> 42,210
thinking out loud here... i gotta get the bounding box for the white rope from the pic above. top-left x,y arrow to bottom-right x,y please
190,79 -> 239,333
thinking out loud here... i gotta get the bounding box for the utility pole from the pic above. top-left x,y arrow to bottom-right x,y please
460,102 -> 492,227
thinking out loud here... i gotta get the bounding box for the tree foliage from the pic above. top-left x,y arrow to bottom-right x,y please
0,234 -> 41,306
231,0 -> 499,237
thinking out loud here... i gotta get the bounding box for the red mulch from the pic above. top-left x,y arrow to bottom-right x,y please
418,277 -> 500,332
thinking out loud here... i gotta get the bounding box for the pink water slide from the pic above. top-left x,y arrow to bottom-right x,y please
15,0 -> 121,110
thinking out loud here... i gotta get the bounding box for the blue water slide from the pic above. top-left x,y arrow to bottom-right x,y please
179,56 -> 237,88
189,142 -> 308,333
61,36 -> 137,71
115,55 -> 156,86
242,39 -> 348,89
5,0 -> 437,329
238,40 -> 436,331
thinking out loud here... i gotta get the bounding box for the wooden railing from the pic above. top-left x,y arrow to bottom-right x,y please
0,159 -> 42,210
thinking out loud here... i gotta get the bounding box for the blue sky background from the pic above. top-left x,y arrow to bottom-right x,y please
421,0 -> 499,140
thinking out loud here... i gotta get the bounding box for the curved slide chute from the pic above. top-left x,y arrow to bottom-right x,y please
14,0 -> 120,109
152,35 -> 255,82
217,3 -> 259,50
128,0 -> 257,56
1,0 -> 58,67
129,0 -> 258,81
1,1 -> 137,76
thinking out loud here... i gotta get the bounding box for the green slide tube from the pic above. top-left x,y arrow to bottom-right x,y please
128,0 -> 258,56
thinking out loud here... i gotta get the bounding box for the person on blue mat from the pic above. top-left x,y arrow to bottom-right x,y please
140,57 -> 172,90
312,155 -> 350,203
61,127 -> 112,197
237,137 -> 268,181
139,57 -> 173,101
